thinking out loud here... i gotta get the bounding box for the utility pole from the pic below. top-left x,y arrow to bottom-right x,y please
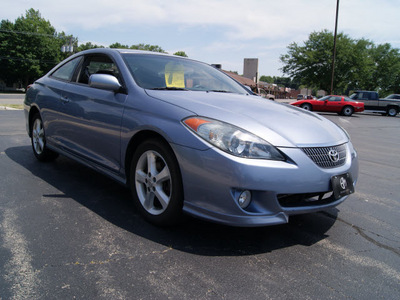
330,0 -> 340,95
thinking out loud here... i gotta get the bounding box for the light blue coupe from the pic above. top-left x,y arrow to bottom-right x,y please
24,49 -> 358,226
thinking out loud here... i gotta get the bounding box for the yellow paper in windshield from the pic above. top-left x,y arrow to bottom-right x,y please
165,62 -> 185,88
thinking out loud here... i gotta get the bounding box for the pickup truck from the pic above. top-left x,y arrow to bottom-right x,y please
257,88 -> 275,101
349,91 -> 400,116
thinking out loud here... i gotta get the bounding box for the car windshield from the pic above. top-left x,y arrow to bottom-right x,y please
122,54 -> 248,94
349,93 -> 356,99
385,94 -> 400,99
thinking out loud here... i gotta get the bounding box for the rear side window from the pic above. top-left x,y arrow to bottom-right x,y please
357,92 -> 369,100
359,93 -> 367,99
370,93 -> 378,100
51,56 -> 82,81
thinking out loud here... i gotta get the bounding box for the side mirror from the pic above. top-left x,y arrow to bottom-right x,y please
89,74 -> 122,92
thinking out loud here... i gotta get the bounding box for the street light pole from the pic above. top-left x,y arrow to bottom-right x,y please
330,0 -> 340,95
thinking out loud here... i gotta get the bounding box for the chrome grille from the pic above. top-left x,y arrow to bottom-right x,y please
301,144 -> 347,168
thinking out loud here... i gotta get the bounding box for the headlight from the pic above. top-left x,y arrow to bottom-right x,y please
183,117 -> 285,160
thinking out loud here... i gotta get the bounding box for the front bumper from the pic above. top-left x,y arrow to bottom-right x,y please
173,142 -> 358,227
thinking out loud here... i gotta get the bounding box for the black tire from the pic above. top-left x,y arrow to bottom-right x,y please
30,113 -> 58,162
130,139 -> 183,226
387,107 -> 398,117
301,103 -> 312,111
342,106 -> 354,117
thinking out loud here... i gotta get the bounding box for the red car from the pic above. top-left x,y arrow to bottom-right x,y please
291,95 -> 364,116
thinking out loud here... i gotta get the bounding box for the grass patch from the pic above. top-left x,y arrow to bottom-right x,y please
1,104 -> 24,110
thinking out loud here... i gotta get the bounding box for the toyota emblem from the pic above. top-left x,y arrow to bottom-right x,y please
340,177 -> 347,190
328,149 -> 339,162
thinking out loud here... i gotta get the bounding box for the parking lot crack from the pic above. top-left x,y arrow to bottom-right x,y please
320,211 -> 400,257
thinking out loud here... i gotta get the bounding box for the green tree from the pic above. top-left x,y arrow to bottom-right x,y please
346,38 -> 375,92
280,30 -> 400,95
259,75 -> 274,83
259,75 -> 300,89
173,51 -> 188,57
0,9 -> 77,87
77,41 -> 104,51
130,43 -> 166,53
109,42 -> 129,49
109,42 -> 166,53
280,30 -> 352,93
369,43 -> 400,95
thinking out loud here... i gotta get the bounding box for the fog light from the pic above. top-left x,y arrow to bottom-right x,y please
238,190 -> 251,208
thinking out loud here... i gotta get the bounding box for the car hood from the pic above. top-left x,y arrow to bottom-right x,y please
146,90 -> 348,147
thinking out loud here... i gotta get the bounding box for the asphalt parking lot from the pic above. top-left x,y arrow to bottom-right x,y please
0,99 -> 399,299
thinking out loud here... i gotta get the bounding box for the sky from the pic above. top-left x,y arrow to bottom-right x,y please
1,0 -> 400,77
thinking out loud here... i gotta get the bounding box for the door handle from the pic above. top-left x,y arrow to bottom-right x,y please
61,97 -> 70,104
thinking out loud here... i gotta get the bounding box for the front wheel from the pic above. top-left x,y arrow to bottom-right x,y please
301,103 -> 312,111
31,113 -> 58,161
342,106 -> 354,116
130,139 -> 183,226
387,107 -> 398,117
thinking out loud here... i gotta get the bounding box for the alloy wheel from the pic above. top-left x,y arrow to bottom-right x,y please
32,118 -> 45,155
135,150 -> 172,215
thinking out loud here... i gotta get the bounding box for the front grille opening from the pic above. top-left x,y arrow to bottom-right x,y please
278,192 -> 335,208
301,144 -> 347,168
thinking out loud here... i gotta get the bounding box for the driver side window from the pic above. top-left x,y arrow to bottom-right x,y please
77,55 -> 121,85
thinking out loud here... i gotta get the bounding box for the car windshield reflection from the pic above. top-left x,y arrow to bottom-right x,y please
122,54 -> 247,94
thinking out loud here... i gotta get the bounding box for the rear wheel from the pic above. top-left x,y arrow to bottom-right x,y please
301,103 -> 312,111
130,139 -> 183,226
342,106 -> 354,116
31,113 -> 58,161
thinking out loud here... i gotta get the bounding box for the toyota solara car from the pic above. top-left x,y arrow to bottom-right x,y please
291,95 -> 364,116
24,49 -> 358,227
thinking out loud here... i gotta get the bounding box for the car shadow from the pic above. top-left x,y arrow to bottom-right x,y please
317,112 -> 362,118
6,145 -> 339,256
360,111 -> 399,118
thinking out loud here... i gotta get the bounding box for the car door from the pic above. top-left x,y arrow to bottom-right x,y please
42,56 -> 83,146
57,54 -> 127,173
326,96 -> 343,113
312,98 -> 326,111
357,92 -> 378,109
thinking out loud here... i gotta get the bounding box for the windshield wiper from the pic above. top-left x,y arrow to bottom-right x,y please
206,90 -> 232,93
150,87 -> 188,91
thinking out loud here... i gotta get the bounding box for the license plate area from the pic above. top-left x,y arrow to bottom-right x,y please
331,173 -> 354,200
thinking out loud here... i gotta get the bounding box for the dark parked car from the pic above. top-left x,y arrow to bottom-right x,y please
291,95 -> 364,116
24,49 -> 358,226
384,94 -> 400,100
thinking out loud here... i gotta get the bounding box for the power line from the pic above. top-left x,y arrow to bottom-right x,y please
0,28 -> 75,53
0,55 -> 58,64
0,28 -> 72,40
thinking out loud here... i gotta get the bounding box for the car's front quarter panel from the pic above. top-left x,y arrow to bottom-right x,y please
172,138 -> 358,227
